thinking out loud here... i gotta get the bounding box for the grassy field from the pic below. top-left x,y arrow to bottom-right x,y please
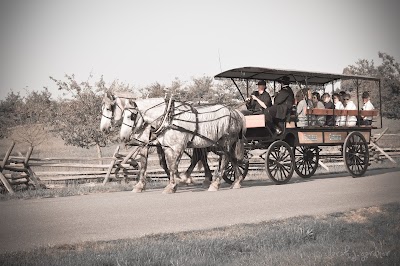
1,118 -> 398,159
0,203 -> 399,266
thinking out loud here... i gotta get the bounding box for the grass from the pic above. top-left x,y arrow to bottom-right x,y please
0,202 -> 399,266
0,179 -> 171,201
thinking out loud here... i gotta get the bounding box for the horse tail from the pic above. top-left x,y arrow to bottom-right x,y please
234,139 -> 245,161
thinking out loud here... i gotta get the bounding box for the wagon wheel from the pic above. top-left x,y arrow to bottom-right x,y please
265,140 -> 294,184
343,131 -> 369,177
294,146 -> 319,178
222,154 -> 250,184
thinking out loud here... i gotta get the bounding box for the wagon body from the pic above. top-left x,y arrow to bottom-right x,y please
215,67 -> 381,184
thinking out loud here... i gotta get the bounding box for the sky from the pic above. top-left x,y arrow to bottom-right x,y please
0,0 -> 399,100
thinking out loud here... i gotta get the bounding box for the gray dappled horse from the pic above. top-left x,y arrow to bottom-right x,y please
120,98 -> 246,194
101,93 -> 213,192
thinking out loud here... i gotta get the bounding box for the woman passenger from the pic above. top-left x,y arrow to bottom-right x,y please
333,93 -> 345,126
343,93 -> 357,126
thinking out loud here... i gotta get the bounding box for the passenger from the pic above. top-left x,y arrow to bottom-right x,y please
244,80 -> 272,115
322,93 -> 335,126
343,93 -> 357,126
361,91 -> 375,125
264,76 -> 294,134
333,93 -> 346,126
311,92 -> 325,126
295,89 -> 308,127
339,91 -> 346,105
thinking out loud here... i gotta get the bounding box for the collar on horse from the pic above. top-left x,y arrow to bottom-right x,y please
152,96 -> 175,135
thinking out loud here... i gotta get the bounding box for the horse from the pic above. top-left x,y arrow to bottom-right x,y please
120,97 -> 246,194
100,92 -> 132,132
100,93 -> 213,192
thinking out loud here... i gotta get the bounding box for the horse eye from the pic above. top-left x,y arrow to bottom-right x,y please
130,114 -> 135,120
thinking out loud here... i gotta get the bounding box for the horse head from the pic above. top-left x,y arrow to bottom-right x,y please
100,92 -> 116,132
120,99 -> 144,142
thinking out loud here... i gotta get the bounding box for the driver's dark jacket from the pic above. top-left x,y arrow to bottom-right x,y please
246,90 -> 272,113
273,85 -> 294,119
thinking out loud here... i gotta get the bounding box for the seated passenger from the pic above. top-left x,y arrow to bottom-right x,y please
295,89 -> 312,127
243,80 -> 272,115
322,93 -> 335,126
311,92 -> 325,126
264,76 -> 294,134
333,93 -> 346,126
343,93 -> 357,126
361,91 -> 375,125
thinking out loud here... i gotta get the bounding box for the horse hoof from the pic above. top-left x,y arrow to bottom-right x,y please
231,183 -> 241,189
132,188 -> 144,193
207,183 -> 219,192
162,188 -> 175,194
162,184 -> 177,194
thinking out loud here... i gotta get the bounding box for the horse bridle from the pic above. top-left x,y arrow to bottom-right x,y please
122,102 -> 146,132
101,98 -> 125,120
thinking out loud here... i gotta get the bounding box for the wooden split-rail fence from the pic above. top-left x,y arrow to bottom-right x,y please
1,132 -> 399,194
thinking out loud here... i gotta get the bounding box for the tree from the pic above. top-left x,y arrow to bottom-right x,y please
377,52 -> 400,119
343,52 -> 400,118
0,91 -> 24,138
0,89 -> 55,150
50,74 -> 115,158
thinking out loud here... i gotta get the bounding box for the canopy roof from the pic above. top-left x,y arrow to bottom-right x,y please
214,67 -> 380,85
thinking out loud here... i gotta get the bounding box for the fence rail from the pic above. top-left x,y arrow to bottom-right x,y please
1,141 -> 399,190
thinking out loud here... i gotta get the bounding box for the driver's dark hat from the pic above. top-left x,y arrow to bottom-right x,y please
257,80 -> 266,86
280,76 -> 291,85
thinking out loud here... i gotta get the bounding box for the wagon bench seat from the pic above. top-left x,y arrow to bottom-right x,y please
306,108 -> 379,117
245,114 -> 265,128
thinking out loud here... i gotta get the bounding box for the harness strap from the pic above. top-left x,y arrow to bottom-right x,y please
189,105 -> 199,144
153,97 -> 174,135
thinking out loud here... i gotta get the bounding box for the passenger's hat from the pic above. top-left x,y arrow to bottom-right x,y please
280,76 -> 291,85
362,91 -> 370,98
257,80 -> 266,86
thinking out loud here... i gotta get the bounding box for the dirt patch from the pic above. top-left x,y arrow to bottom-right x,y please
341,206 -> 384,224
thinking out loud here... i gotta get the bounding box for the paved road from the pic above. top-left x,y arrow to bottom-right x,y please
1,167 -> 400,254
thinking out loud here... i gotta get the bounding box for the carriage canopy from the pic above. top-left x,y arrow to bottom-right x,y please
214,66 -> 380,85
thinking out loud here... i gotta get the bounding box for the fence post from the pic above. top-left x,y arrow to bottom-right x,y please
0,142 -> 16,194
103,146 -> 120,185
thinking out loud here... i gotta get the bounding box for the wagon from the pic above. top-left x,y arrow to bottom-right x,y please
215,67 -> 381,184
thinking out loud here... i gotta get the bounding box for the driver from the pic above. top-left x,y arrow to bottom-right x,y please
245,80 -> 272,114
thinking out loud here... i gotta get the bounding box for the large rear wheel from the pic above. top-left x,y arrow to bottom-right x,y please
294,146 -> 319,178
265,140 -> 294,184
343,131 -> 369,177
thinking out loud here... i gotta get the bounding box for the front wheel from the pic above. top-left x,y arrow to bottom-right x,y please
265,140 -> 294,184
343,131 -> 369,177
222,155 -> 249,184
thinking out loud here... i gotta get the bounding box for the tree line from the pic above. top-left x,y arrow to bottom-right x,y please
0,52 -> 399,156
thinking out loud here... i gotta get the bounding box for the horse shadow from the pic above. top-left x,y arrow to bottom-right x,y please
171,166 -> 400,193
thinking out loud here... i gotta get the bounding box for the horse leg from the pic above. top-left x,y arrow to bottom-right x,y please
201,149 -> 213,187
231,141 -> 245,189
231,157 -> 244,189
179,148 -> 199,185
208,152 -> 228,192
132,147 -> 148,193
162,147 -> 182,194
157,145 -> 170,179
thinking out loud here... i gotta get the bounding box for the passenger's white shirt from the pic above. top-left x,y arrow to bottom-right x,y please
345,100 -> 357,126
362,100 -> 375,121
334,101 -> 346,126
